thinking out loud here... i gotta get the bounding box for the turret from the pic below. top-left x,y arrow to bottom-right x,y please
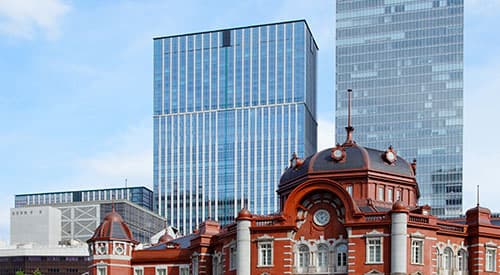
87,208 -> 138,275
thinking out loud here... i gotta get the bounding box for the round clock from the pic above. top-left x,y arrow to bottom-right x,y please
331,144 -> 345,161
313,209 -> 330,226
386,151 -> 396,163
332,149 -> 343,159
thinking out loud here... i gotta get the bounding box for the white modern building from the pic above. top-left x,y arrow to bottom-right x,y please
11,200 -> 166,245
10,206 -> 61,247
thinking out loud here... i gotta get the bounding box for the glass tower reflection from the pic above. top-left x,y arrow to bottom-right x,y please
336,0 -> 463,217
154,20 -> 318,234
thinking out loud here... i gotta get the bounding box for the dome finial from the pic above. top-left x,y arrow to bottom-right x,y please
344,89 -> 355,145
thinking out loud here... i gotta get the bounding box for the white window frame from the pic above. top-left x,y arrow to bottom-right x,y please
442,247 -> 453,272
97,266 -> 107,275
133,267 -> 144,275
486,247 -> 496,272
155,265 -> 167,275
457,249 -> 467,272
387,188 -> 393,202
179,265 -> 189,275
212,253 -> 222,275
366,237 -> 383,264
258,241 -> 273,267
192,255 -> 199,275
317,243 -> 329,271
411,239 -> 424,264
378,186 -> 384,201
297,244 -> 310,272
229,244 -> 237,270
335,243 -> 348,271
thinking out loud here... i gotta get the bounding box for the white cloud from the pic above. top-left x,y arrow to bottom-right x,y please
69,121 -> 153,191
0,0 -> 70,39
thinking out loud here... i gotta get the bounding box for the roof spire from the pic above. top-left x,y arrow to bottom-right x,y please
344,89 -> 355,145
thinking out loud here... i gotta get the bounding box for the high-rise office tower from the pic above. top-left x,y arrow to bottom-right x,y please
153,20 -> 318,234
336,0 -> 463,216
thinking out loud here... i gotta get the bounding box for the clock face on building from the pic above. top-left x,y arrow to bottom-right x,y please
386,151 -> 396,162
332,149 -> 343,159
313,209 -> 330,226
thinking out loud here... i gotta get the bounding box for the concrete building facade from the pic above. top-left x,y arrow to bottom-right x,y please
10,206 -> 61,247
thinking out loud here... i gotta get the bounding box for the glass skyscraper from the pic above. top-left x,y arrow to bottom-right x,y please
153,20 -> 318,234
336,0 -> 463,217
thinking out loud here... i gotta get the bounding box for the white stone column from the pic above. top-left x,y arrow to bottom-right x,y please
237,211 -> 251,275
391,207 -> 408,275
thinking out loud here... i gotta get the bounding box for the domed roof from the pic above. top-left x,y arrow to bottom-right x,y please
87,208 -> 137,244
237,208 -> 252,220
392,200 -> 408,211
280,143 -> 415,187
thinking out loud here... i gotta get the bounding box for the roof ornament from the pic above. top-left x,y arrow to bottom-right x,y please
343,89 -> 355,145
289,152 -> 304,170
411,159 -> 417,175
331,143 -> 346,162
383,145 -> 397,164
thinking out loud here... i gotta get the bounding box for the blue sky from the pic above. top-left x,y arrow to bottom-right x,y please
0,0 -> 499,243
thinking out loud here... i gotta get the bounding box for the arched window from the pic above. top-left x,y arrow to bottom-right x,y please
298,244 -> 310,271
317,244 -> 329,271
443,248 -> 453,272
212,254 -> 222,275
336,244 -> 348,272
457,249 -> 467,271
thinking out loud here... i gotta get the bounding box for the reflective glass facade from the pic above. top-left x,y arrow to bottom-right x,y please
15,186 -> 154,211
336,0 -> 463,217
154,20 -> 318,234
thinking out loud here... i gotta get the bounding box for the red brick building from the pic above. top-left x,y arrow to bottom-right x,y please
88,128 -> 500,275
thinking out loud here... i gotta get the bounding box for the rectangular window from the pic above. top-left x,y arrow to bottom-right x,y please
97,267 -> 107,275
486,248 -> 496,271
192,257 -> 199,274
378,187 -> 384,201
396,190 -> 401,201
229,245 -> 237,270
411,239 -> 423,264
156,268 -> 166,275
179,266 -> 189,275
259,242 -> 273,266
367,238 -> 382,263
134,268 -> 143,275
222,30 -> 231,47
346,185 -> 353,196
387,189 -> 393,202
